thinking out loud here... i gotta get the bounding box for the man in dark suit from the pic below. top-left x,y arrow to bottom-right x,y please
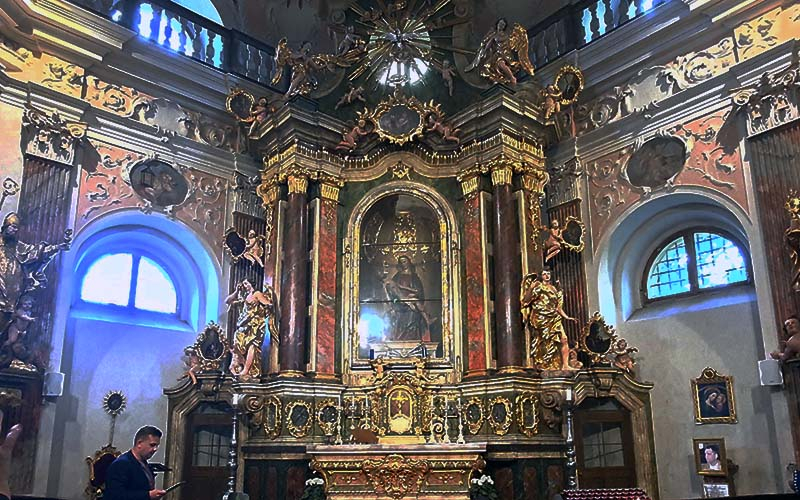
105,426 -> 167,500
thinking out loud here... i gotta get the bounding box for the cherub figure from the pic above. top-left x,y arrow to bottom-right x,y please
540,84 -> 562,120
272,39 -> 335,98
610,338 -> 638,374
425,113 -> 460,143
440,60 -> 455,97
3,295 -> 35,350
465,18 -> 534,86
180,346 -> 200,386
542,219 -> 565,263
336,119 -> 371,151
247,97 -> 273,137
242,229 -> 265,268
337,25 -> 361,55
771,315 -> 800,362
335,85 -> 366,110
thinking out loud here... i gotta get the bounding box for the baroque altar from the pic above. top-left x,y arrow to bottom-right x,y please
160,1 -> 658,499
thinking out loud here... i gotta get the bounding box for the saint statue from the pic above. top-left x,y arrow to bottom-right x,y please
225,279 -> 278,380
0,212 -> 71,369
383,255 -> 431,342
521,269 -> 577,370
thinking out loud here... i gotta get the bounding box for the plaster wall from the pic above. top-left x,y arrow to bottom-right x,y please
619,291 -> 786,498
0,102 -> 23,213
47,317 -> 191,500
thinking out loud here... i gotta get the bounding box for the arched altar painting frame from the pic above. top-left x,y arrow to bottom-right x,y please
343,181 -> 461,373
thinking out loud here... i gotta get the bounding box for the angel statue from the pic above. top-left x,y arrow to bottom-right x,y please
521,269 -> 577,371
225,279 -> 279,380
242,229 -> 265,268
465,18 -> 535,86
786,193 -> 800,292
272,39 -> 334,98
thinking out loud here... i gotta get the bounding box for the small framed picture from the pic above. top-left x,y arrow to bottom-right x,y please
693,438 -> 728,476
702,482 -> 730,498
692,367 -> 737,424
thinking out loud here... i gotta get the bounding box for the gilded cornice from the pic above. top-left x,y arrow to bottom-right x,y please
260,130 -> 545,186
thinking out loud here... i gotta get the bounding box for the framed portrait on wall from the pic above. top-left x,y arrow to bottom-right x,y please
693,438 -> 728,477
702,482 -> 730,498
692,367 -> 737,424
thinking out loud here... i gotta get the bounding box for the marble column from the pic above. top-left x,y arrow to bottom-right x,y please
278,173 -> 310,376
461,174 -> 492,376
491,166 -> 523,371
309,180 -> 340,379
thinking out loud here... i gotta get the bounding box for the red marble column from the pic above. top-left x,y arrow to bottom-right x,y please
491,166 -> 524,371
278,174 -> 309,376
461,175 -> 491,377
310,181 -> 340,379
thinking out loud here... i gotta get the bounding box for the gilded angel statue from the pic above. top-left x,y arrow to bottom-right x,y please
272,36 -> 362,99
465,18 -> 535,86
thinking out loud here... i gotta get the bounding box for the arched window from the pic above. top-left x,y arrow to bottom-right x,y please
80,252 -> 178,314
644,229 -> 749,301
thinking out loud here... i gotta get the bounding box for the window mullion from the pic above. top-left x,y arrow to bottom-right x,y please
129,255 -> 141,308
685,232 -> 699,292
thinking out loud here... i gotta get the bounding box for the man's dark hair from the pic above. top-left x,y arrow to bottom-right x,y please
133,425 -> 162,445
784,315 -> 800,337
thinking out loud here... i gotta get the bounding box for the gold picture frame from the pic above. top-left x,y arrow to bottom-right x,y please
692,367 -> 737,424
693,437 -> 728,476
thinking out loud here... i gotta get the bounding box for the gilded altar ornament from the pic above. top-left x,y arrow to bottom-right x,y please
465,19 -> 534,86
272,37 -> 362,98
516,392 -> 539,437
541,65 -> 585,120
579,312 -> 618,366
0,212 -> 71,370
225,89 -> 275,138
463,398 -> 484,435
361,454 -> 430,500
285,400 -> 313,438
188,321 -> 228,372
486,396 -> 512,436
352,91 -> 446,146
225,280 -> 279,380
102,390 -> 127,417
316,399 -> 339,436
521,270 -> 578,371
245,395 -> 282,439
786,191 -> 800,292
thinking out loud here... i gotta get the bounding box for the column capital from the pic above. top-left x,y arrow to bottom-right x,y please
287,174 -> 308,194
520,169 -> 550,196
490,166 -> 513,186
319,173 -> 344,202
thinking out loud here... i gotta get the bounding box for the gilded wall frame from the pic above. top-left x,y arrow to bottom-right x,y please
692,367 -> 737,424
342,180 -> 462,379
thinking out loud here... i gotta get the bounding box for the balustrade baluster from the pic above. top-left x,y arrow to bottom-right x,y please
163,12 -> 174,47
589,4 -> 600,42
258,49 -> 270,84
191,23 -> 203,59
603,0 -> 615,32
149,5 -> 161,42
179,17 -> 190,55
206,31 -> 217,66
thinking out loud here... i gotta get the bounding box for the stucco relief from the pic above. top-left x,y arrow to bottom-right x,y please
77,141 -> 228,257
587,108 -> 746,248
568,4 -> 795,137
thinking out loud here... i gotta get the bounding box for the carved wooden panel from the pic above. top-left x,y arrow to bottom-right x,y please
227,212 -> 266,341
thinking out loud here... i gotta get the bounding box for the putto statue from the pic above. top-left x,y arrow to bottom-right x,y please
521,269 -> 577,370
465,19 -> 535,86
272,38 -> 363,99
226,279 -> 279,380
0,212 -> 71,369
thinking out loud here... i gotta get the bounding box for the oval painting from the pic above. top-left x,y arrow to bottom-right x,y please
130,160 -> 189,207
625,137 -> 687,189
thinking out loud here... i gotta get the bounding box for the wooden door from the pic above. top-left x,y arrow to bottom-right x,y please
574,398 -> 636,488
181,403 -> 232,500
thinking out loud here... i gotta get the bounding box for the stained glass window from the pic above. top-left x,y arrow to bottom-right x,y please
645,231 -> 748,301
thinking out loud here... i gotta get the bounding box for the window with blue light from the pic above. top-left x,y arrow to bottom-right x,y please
80,252 -> 178,314
645,230 -> 749,301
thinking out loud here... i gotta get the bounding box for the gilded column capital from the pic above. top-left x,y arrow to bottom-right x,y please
287,174 -> 309,194
256,176 -> 279,207
460,176 -> 480,198
490,166 -> 513,186
318,173 -> 344,202
520,169 -> 550,196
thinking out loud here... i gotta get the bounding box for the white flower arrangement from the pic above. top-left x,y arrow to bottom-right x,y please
470,473 -> 498,500
305,478 -> 325,486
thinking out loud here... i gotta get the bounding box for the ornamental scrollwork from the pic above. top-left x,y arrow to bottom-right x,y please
361,454 -> 430,500
316,399 -> 339,437
285,400 -> 313,438
462,397 -> 484,435
244,395 -> 282,440
516,392 -> 539,437
21,104 -> 87,165
485,396 -> 512,436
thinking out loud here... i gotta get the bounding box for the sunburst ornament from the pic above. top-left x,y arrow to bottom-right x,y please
102,390 -> 127,417
344,0 -> 467,88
